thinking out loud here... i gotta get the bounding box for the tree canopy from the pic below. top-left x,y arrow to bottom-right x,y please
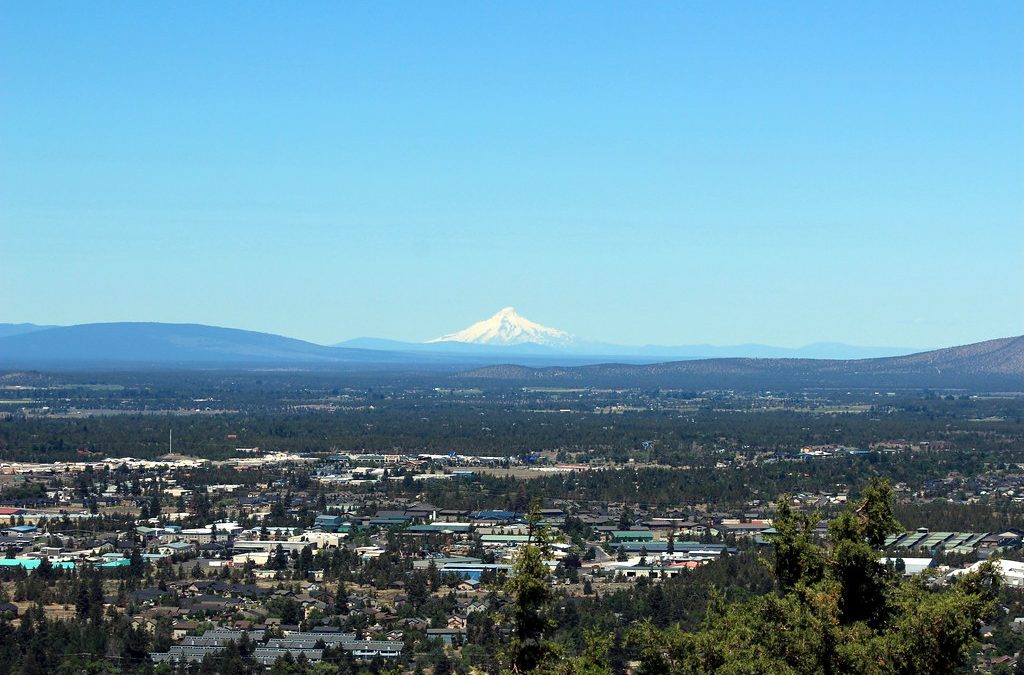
621,478 -> 998,675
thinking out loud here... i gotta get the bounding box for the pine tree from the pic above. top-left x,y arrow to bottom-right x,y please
625,478 -> 998,674
503,500 -> 553,672
333,581 -> 349,614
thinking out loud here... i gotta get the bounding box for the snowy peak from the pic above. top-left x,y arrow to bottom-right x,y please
428,307 -> 574,347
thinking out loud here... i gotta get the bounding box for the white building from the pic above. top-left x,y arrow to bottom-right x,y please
948,559 -> 1024,587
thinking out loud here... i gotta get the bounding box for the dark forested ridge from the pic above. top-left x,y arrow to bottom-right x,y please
3,380 -> 1023,465
460,335 -> 1024,390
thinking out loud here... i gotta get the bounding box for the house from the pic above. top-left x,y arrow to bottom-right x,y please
183,594 -> 242,614
158,541 -> 196,556
464,599 -> 489,614
172,621 -> 199,640
471,510 -> 518,523
402,617 -> 430,630
426,628 -> 465,646
178,528 -> 214,544
680,523 -> 718,537
134,606 -> 187,630
129,587 -> 166,605
198,541 -> 231,557
718,519 -> 773,538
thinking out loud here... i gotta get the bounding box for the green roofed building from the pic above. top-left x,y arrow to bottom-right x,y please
611,530 -> 655,542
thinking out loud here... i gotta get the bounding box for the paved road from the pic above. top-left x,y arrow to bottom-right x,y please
586,541 -> 612,563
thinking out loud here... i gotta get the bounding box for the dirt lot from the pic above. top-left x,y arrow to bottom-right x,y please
12,601 -> 79,620
470,467 -> 555,480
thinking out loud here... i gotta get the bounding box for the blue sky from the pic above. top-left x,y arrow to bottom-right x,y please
1,3 -> 1021,348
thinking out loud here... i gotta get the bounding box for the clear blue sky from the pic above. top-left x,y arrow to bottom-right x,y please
2,2 -> 1021,348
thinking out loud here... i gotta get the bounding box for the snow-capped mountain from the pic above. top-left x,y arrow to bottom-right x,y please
338,308 -> 919,360
428,307 -> 575,347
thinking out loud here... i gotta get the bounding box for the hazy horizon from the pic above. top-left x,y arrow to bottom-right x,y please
0,312 -> 936,353
2,3 -> 1021,347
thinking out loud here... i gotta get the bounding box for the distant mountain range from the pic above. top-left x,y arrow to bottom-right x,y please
0,323 -> 399,367
2,320 -> 1021,390
0,323 -> 55,339
460,335 -> 1024,390
0,322 -> 625,369
0,311 -> 921,366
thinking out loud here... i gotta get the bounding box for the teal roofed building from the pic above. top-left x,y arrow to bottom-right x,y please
101,558 -> 131,568
0,558 -> 75,570
314,514 -> 344,531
